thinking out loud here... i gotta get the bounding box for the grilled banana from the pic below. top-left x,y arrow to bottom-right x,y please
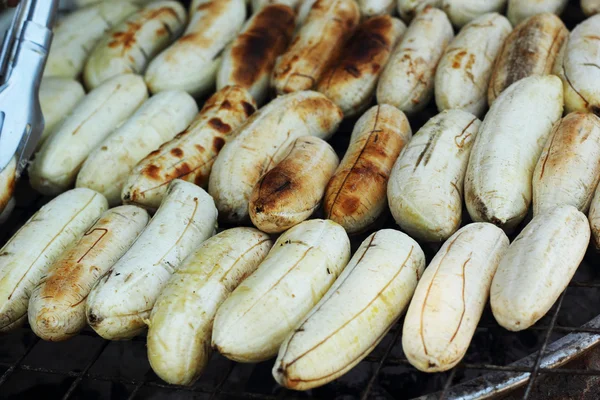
208,91 -> 342,223
396,0 -> 441,21
296,0 -> 318,27
217,4 -> 295,105
251,0 -> 301,13
590,185 -> 600,250
45,2 -> 139,78
389,110 -> 480,242
76,91 -> 198,206
440,0 -> 508,28
147,228 -> 272,386
377,6 -> 453,115
533,112 -> 600,216
435,13 -> 512,117
249,136 -> 339,233
358,0 -> 395,16
271,0 -> 360,94
145,0 -> 246,97
317,15 -> 406,118
212,219 -> 350,363
554,14 -> 600,116
507,0 -> 568,26
582,0 -> 600,16
0,158 -> 15,217
324,105 -> 411,234
491,205 -> 590,331
83,1 -> 187,89
0,198 -> 15,225
86,180 -> 217,340
0,189 -> 107,333
29,74 -> 148,196
274,229 -> 425,390
402,223 -> 509,372
28,206 -> 149,341
70,0 -> 158,7
465,75 -> 564,232
123,86 -> 256,210
488,13 -> 567,105
39,77 -> 86,148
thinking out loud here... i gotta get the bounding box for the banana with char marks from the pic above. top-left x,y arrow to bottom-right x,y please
435,12 -> 511,117
553,14 -> 600,117
83,1 -> 187,89
123,86 -> 256,210
217,4 -> 296,105
28,205 -> 149,341
208,91 -> 342,223
317,15 -> 406,118
271,0 -> 360,94
488,12 -> 567,106
533,112 -> 600,216
324,105 -> 411,234
250,136 -> 339,233
396,0 -> 441,22
0,189 -> 108,333
145,0 -> 246,97
45,2 -> 140,78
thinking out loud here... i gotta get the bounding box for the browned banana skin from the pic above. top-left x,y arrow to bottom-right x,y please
217,4 -> 295,104
317,15 -> 405,117
122,86 -> 257,210
324,105 -> 412,234
271,0 -> 360,94
488,12 -> 568,105
249,136 -> 339,233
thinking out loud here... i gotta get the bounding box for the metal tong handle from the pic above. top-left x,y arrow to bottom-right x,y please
0,0 -> 57,175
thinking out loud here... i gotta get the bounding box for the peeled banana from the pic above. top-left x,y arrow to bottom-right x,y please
77,90 -> 198,206
465,75 -> 564,232
212,219 -> 350,363
0,189 -> 108,332
147,228 -> 272,386
274,229 -> 425,390
86,180 -> 217,340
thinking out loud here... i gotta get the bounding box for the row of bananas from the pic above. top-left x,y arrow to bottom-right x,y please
0,0 -> 599,392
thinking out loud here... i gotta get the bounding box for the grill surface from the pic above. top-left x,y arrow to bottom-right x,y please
1,1 -> 600,399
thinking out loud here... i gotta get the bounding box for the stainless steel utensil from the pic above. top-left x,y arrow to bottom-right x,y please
0,0 -> 58,177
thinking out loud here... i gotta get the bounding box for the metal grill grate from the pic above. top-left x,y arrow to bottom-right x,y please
1,282 -> 600,400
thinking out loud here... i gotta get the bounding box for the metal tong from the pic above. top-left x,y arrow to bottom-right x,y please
0,0 -> 58,177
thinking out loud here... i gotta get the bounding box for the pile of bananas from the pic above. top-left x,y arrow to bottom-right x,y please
0,0 -> 599,391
